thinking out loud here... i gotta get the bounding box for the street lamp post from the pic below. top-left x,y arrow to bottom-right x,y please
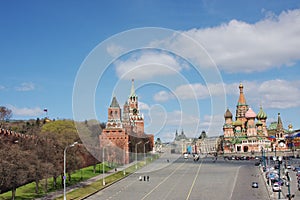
135,141 -> 142,169
64,142 -> 78,200
144,141 -> 150,163
273,156 -> 282,199
102,143 -> 110,186
102,146 -> 105,186
261,147 -> 266,170
123,141 -> 131,176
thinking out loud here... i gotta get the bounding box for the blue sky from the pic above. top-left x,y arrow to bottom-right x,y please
1,0 -> 300,142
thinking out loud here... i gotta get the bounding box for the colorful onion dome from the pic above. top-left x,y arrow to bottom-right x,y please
233,119 -> 242,126
245,108 -> 256,118
256,106 -> 267,119
224,108 -> 233,118
256,120 -> 263,126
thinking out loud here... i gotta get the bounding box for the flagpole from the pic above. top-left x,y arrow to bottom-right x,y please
44,108 -> 48,119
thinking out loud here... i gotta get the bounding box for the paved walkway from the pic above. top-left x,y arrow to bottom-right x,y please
35,162 -> 136,200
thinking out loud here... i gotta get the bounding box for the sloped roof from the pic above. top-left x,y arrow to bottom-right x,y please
110,96 -> 120,108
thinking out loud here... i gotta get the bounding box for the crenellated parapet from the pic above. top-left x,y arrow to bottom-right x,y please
0,128 -> 37,141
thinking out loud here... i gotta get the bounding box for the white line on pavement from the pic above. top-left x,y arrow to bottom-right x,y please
229,166 -> 241,200
141,160 -> 187,200
185,160 -> 203,200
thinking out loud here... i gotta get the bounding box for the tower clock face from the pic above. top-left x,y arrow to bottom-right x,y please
133,108 -> 137,114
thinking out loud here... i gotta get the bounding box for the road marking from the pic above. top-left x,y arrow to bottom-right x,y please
185,160 -> 203,200
229,166 -> 241,200
162,162 -> 190,199
141,160 -> 187,200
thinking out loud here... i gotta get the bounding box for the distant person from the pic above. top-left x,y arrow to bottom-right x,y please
147,176 -> 149,181
144,176 -> 146,181
139,176 -> 142,181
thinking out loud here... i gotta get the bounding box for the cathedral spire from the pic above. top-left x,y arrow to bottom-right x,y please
237,83 -> 246,106
130,79 -> 136,97
277,113 -> 283,131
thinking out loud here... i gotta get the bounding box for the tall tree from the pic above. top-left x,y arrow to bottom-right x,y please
0,106 -> 12,125
40,120 -> 80,187
0,140 -> 31,199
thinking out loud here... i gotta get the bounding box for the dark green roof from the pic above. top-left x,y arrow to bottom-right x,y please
268,122 -> 277,130
110,96 -> 120,108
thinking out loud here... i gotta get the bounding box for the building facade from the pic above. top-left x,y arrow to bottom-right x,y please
99,79 -> 154,164
223,83 -> 271,153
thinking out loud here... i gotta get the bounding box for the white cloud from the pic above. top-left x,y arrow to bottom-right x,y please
166,110 -> 200,126
174,84 -> 209,100
199,114 -> 224,136
152,79 -> 300,110
153,91 -> 174,102
8,105 -> 44,117
15,82 -> 35,91
153,9 -> 300,73
138,101 -> 150,110
153,82 -> 228,101
106,43 -> 126,57
224,80 -> 300,110
258,79 -> 300,109
115,51 -> 188,80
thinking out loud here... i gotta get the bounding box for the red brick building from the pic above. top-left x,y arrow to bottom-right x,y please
99,79 -> 154,164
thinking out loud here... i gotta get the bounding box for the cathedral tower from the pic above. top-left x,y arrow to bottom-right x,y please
236,83 -> 249,132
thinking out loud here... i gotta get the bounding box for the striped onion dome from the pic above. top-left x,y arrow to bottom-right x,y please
256,106 -> 267,119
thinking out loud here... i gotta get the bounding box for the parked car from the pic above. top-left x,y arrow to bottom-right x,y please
252,182 -> 258,188
293,167 -> 300,172
276,178 -> 284,186
273,183 -> 281,192
184,153 -> 188,159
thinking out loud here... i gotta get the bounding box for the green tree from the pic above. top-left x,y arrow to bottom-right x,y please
199,131 -> 207,139
155,138 -> 162,144
0,106 -> 12,126
0,140 -> 31,199
40,120 -> 80,187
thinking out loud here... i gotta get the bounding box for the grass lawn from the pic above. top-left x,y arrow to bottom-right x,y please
54,155 -> 159,200
0,154 -> 159,200
0,163 -> 110,200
